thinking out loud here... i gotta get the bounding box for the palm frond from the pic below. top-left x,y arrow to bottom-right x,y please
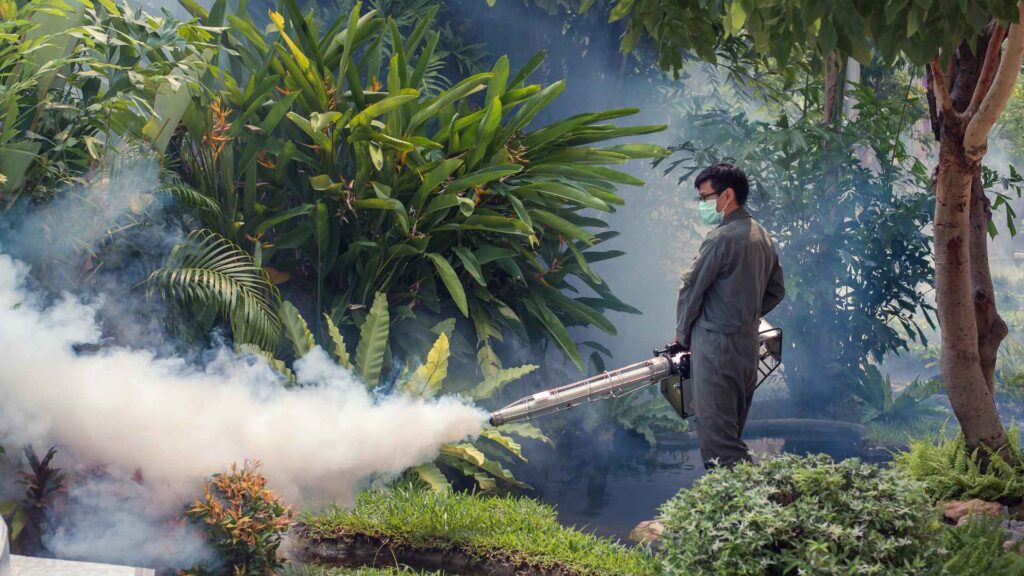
159,173 -> 222,220
149,229 -> 281,349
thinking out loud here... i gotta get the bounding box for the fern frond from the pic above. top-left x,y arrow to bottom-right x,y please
150,229 -> 281,349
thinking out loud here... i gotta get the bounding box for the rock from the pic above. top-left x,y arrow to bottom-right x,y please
940,499 -> 1006,524
628,520 -> 665,545
1005,520 -> 1024,554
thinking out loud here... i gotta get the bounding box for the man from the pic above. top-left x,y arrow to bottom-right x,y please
676,162 -> 785,469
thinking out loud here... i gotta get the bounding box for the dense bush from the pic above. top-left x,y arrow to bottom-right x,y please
893,426 -> 1024,503
185,462 -> 294,575
658,454 -> 941,575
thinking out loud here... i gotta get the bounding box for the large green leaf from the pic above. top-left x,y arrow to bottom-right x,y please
426,252 -> 468,317
355,292 -> 389,387
468,364 -> 539,400
279,300 -> 315,358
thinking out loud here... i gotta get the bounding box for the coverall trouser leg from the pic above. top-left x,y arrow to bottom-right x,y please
691,324 -> 759,468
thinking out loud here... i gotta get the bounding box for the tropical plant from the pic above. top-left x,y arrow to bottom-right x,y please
184,461 -> 294,576
893,424 -> 1024,503
149,230 -> 282,350
658,453 -> 942,575
161,0 -> 667,381
0,446 -> 66,555
850,365 -> 946,426
277,292 -> 550,492
0,0 -> 213,209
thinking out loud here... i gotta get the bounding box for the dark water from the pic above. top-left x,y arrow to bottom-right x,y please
519,419 -> 884,542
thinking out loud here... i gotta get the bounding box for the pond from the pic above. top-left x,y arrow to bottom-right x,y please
517,418 -> 888,542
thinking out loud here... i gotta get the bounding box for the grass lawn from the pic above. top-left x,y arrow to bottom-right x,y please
298,484 -> 657,576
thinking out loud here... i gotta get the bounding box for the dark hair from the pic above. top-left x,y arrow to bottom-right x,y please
694,162 -> 749,206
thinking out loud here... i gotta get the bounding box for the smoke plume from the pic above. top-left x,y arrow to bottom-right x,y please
0,251 -> 485,567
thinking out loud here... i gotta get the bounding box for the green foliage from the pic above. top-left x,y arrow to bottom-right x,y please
893,426 -> 1024,502
851,365 -> 946,426
0,446 -> 65,554
658,454 -> 941,575
168,0 -> 665,375
149,230 -> 282,350
942,518 -> 1024,575
283,567 -> 443,576
302,484 -> 658,576
996,335 -> 1024,400
0,0 -> 212,207
184,462 -> 294,576
606,0 -> 1019,73
276,294 -> 546,492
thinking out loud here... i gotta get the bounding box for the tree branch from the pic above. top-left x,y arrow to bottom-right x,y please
930,56 -> 956,120
965,1 -> 1024,160
965,22 -> 1006,118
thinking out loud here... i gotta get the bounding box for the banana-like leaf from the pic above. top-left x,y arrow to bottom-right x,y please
468,364 -> 539,400
149,230 -> 281,350
355,292 -> 389,387
529,209 -> 596,245
498,422 -> 552,445
426,253 -> 468,317
324,313 -> 352,369
406,72 -> 492,134
397,332 -> 449,398
238,343 -> 297,386
445,164 -> 522,193
480,428 -> 526,462
411,462 -> 450,493
279,300 -> 315,358
440,442 -> 486,466
524,294 -> 583,373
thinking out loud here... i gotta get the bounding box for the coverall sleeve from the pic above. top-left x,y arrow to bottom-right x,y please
761,252 -> 785,315
676,237 -> 722,349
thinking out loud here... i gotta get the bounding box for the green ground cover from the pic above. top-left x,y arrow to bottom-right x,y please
284,567 -> 442,576
300,484 -> 657,576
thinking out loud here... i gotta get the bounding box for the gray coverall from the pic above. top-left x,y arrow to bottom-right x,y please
676,206 -> 785,468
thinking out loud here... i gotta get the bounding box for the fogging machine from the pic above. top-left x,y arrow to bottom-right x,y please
489,320 -> 782,426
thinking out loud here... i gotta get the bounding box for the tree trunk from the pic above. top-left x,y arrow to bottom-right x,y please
927,11 -> 1024,456
933,128 -> 1008,453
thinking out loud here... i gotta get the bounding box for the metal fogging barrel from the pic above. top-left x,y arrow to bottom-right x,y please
488,319 -> 783,426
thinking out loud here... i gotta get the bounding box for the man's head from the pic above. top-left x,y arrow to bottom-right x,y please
694,162 -> 749,217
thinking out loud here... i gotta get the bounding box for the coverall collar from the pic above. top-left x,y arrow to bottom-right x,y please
721,205 -> 751,226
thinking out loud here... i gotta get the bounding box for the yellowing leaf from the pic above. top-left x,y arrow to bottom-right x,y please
323,313 -> 351,369
398,333 -> 449,398
411,462 -> 450,492
480,428 -> 526,462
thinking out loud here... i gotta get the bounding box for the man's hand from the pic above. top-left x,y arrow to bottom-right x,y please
668,340 -> 688,354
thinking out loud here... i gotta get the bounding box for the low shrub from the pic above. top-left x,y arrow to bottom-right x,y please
658,453 -> 942,575
184,462 -> 294,575
892,426 -> 1024,502
942,518 -> 1024,575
